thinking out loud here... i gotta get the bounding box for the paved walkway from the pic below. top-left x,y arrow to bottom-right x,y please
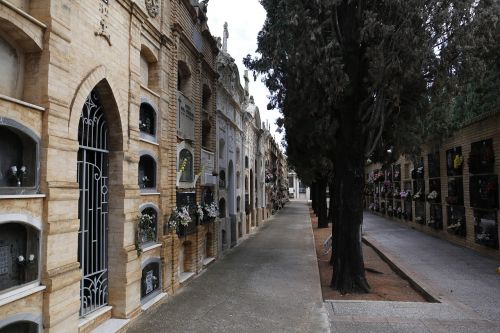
127,200 -> 329,333
327,212 -> 500,333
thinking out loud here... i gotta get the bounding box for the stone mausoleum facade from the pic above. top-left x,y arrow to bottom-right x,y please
0,1 -> 287,332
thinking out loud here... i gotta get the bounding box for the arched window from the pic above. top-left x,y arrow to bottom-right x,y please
219,139 -> 225,160
140,45 -> 159,90
202,84 -> 211,111
219,198 -> 226,218
139,102 -> 156,139
237,196 -> 241,213
140,53 -> 150,87
236,171 -> 240,189
178,149 -> 193,182
219,169 -> 226,188
221,229 -> 227,250
245,156 -> 249,169
202,188 -> 214,204
0,320 -> 38,332
236,148 -> 240,164
0,35 -> 23,98
141,260 -> 161,302
0,119 -> 39,194
0,222 -> 40,294
138,206 -> 158,245
138,154 -> 156,190
202,118 -> 211,148
177,61 -> 191,97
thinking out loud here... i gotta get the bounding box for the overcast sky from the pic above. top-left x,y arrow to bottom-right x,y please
207,0 -> 284,148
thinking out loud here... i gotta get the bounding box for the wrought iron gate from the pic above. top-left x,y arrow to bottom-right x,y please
77,89 -> 109,316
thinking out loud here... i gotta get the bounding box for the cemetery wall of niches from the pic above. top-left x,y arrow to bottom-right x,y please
365,112 -> 500,259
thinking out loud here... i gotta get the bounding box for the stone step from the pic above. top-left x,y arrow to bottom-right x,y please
90,318 -> 130,333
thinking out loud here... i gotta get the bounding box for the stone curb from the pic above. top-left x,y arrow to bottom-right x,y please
362,235 -> 488,322
362,235 -> 442,303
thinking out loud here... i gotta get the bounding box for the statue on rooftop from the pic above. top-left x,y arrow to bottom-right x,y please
200,0 -> 209,14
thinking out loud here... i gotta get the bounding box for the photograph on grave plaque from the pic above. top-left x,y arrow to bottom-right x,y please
141,262 -> 160,299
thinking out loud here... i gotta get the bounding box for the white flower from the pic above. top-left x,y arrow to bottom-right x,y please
204,202 -> 219,218
28,254 -> 35,262
196,204 -> 204,220
20,166 -> 26,174
427,191 -> 438,200
10,166 -> 17,174
178,206 -> 192,226
18,255 -> 25,263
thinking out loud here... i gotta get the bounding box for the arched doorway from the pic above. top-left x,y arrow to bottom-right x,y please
77,87 -> 114,316
228,161 -> 235,214
228,161 -> 236,246
250,169 -> 254,227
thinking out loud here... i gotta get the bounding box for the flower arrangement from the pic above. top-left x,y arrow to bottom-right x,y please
138,213 -> 156,242
178,158 -> 189,173
447,221 -> 462,230
139,119 -> 148,131
17,254 -> 36,265
168,206 -> 191,231
373,171 -> 385,182
400,189 -> 411,199
453,154 -> 463,170
427,190 -> 439,201
9,165 -> 27,187
396,206 -> 402,218
413,190 -> 422,200
135,213 -> 157,254
141,176 -> 150,188
203,202 -> 219,219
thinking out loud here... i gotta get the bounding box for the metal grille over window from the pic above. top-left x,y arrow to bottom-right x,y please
77,89 -> 109,316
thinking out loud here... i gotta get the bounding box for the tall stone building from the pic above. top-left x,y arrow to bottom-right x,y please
0,0 -> 218,331
215,23 -> 245,251
242,71 -> 266,234
171,0 -> 219,293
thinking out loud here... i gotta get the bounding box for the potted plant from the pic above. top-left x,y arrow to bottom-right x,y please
168,206 -> 192,232
427,190 -> 439,202
135,213 -> 156,255
202,202 -> 219,223
9,165 -> 27,187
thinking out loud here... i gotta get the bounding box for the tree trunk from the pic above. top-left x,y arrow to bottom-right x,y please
328,181 -> 334,223
317,179 -> 328,228
330,136 -> 370,293
329,180 -> 336,265
311,181 -> 318,214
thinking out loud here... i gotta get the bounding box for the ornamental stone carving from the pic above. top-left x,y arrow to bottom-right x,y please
145,0 -> 159,18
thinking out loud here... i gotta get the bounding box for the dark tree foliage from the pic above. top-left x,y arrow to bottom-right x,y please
246,0 -> 499,293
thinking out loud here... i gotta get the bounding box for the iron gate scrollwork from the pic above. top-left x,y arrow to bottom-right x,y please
77,89 -> 110,316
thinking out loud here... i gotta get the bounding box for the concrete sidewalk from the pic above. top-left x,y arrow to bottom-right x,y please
127,200 -> 329,333
327,212 -> 500,333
